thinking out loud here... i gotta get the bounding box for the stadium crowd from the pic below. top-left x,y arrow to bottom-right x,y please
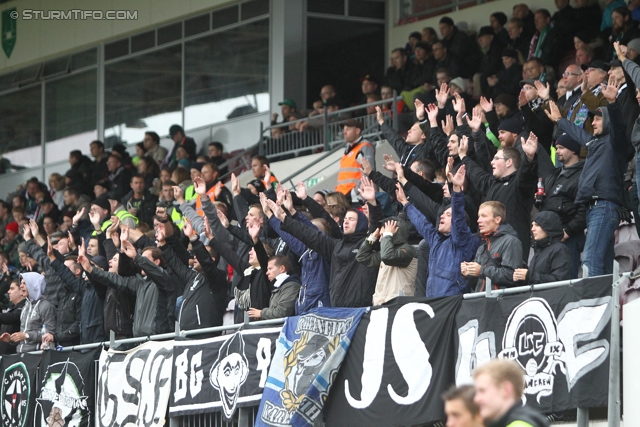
0,1 -> 636,390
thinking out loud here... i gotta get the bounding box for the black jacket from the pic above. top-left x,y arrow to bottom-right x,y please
261,274 -> 301,320
526,211 -> 572,285
381,122 -> 433,169
55,289 -> 81,346
50,258 -> 106,345
479,37 -> 507,78
89,254 -> 172,337
100,285 -> 135,339
161,237 -> 228,335
210,235 -> 272,324
461,153 -> 538,260
493,63 -> 523,98
472,224 -> 523,291
0,299 -> 24,355
540,161 -> 586,237
122,190 -> 159,225
441,26 -> 482,78
108,166 -> 132,201
489,402 -> 549,427
280,210 -> 378,307
558,101 -> 634,207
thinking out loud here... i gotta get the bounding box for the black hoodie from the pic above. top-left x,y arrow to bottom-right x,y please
525,211 -> 572,285
281,209 -> 378,307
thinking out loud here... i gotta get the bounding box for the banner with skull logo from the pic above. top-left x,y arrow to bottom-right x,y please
455,275 -> 613,413
169,328 -> 281,419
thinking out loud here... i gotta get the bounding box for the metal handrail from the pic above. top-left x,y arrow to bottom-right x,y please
217,94 -> 402,182
53,317 -> 286,353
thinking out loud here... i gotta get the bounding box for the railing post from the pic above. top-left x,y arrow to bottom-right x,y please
259,121 -> 265,156
577,263 -> 589,427
392,90 -> 398,132
608,261 -> 621,427
323,106 -> 330,151
109,330 -> 115,349
484,277 -> 493,298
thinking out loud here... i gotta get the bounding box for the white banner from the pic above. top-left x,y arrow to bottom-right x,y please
96,341 -> 174,427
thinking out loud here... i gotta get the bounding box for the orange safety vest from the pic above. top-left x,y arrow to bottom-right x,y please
195,185 -> 218,216
336,141 -> 372,195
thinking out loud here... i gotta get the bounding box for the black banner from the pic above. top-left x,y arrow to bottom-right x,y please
169,328 -> 281,420
325,296 -> 463,427
0,353 -> 40,427
35,347 -> 101,427
455,276 -> 613,413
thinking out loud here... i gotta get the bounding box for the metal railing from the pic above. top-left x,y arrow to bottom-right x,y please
218,94 -> 401,183
20,260 -> 631,427
471,263 -> 629,427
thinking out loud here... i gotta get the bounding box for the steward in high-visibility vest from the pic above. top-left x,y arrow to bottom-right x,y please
336,139 -> 373,195
336,119 -> 374,196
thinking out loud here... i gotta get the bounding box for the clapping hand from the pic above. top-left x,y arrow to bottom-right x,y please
435,83 -> 450,108
448,164 -> 466,191
357,176 -> 377,205
413,99 -> 426,121
382,220 -> 398,235
193,177 -> 206,195
521,132 -> 538,161
295,181 -> 307,200
361,157 -> 373,175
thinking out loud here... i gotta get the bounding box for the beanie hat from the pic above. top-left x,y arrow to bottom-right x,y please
555,134 -> 581,155
92,195 -> 111,212
498,116 -> 522,134
5,221 -> 19,235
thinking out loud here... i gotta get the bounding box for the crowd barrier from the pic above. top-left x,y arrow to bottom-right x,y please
0,263 -> 632,427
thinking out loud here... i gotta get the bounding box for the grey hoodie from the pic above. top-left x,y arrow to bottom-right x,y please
18,272 -> 56,353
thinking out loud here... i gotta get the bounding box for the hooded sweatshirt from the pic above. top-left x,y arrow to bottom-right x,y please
525,211 -> 572,284
405,191 -> 481,297
18,272 -> 56,353
558,102 -> 634,207
356,216 -> 418,305
281,209 -> 378,307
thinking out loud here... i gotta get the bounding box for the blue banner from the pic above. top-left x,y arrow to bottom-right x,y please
256,307 -> 367,427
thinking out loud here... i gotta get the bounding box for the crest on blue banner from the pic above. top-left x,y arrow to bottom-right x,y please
256,307 -> 366,427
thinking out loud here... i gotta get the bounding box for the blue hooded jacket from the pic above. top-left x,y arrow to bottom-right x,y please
405,191 -> 480,297
268,212 -> 331,314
